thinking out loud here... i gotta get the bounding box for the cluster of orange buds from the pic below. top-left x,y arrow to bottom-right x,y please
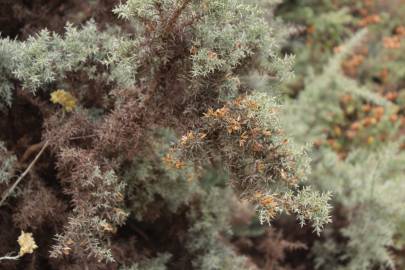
327,139 -> 342,152
342,54 -> 365,77
362,103 -> 372,113
255,192 -> 278,219
307,25 -> 315,34
350,121 -> 362,131
340,94 -> 353,104
163,153 -> 186,169
239,131 -> 249,147
385,91 -> 398,101
372,106 -> 385,120
226,117 -> 242,134
243,99 -> 259,111
232,96 -> 260,111
379,68 -> 389,83
358,14 -> 381,27
362,0 -> 374,7
238,128 -> 271,148
204,107 -> 230,119
333,126 -> 342,137
232,96 -> 245,107
395,26 -> 405,37
174,160 -> 186,169
313,138 -> 323,148
245,128 -> 258,140
345,130 -> 356,140
345,121 -> 362,139
383,36 -> 401,49
334,45 -> 345,54
389,114 -> 399,123
100,220 -> 117,234
252,141 -> 264,152
363,116 -> 378,127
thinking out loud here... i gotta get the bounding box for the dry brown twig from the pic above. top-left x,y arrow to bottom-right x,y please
0,140 -> 49,208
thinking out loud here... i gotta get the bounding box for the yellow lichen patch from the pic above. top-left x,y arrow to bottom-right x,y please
50,89 -> 77,112
17,231 -> 38,256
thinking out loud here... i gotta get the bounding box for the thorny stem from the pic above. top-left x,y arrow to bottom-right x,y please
163,0 -> 192,34
0,140 -> 49,208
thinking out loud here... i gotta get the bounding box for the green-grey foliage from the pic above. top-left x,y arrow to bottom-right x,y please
0,38 -> 18,109
121,253 -> 172,270
0,141 -> 16,185
311,144 -> 405,270
283,30 -> 405,269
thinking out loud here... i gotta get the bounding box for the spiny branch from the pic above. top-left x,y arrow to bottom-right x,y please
163,0 -> 192,34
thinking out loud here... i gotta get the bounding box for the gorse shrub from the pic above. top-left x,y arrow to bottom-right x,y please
173,93 -> 330,233
0,0 -> 331,268
278,0 -> 405,269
